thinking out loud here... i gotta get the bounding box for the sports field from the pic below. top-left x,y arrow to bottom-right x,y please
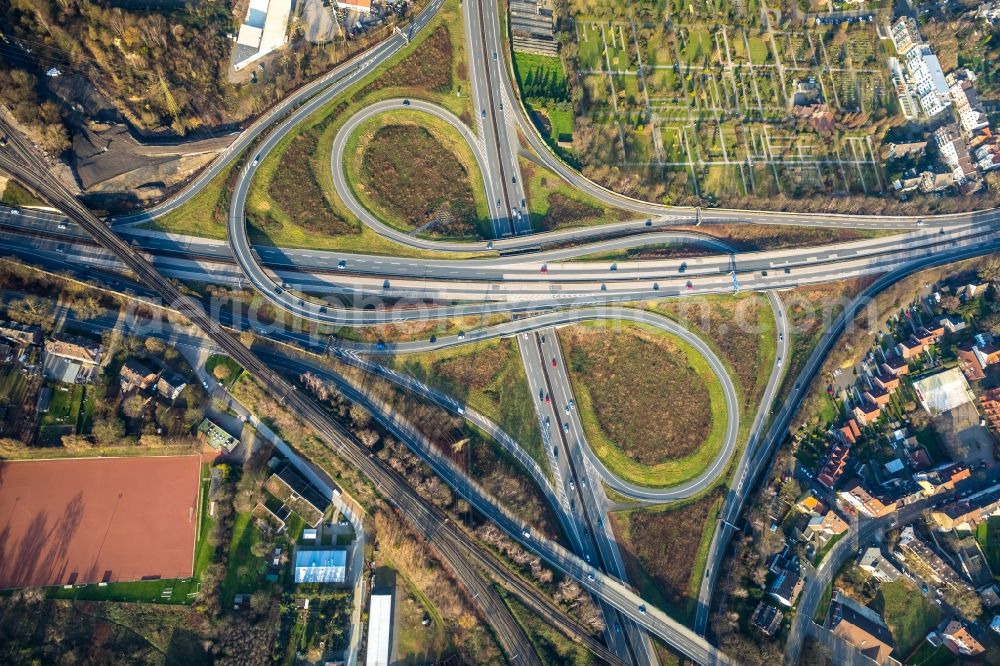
0,455 -> 201,589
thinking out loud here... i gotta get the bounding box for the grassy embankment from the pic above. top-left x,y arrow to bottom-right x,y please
391,337 -> 545,470
519,156 -> 631,231
609,490 -> 724,625
500,588 -> 599,666
334,312 -> 511,344
0,180 -> 46,207
558,320 -> 728,488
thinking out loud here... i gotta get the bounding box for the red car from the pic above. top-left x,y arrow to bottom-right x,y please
551,358 -> 557,368
540,264 -> 548,273
545,393 -> 551,404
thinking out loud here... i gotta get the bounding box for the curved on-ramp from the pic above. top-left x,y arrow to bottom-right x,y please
332,306 -> 741,501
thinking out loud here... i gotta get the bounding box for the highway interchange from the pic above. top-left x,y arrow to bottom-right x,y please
4,0 -> 1000,662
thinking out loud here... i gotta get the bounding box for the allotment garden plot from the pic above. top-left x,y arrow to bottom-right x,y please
564,0 -> 894,200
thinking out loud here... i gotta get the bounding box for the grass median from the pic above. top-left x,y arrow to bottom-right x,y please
609,489 -> 723,624
519,155 -> 630,231
558,320 -> 729,488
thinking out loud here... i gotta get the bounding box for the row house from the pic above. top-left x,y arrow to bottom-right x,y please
908,46 -> 952,117
891,16 -> 921,55
864,383 -> 891,407
872,372 -> 900,393
929,483 -> 1000,532
818,440 -> 851,488
914,462 -> 972,497
937,315 -> 967,334
981,387 -> 1000,429
853,399 -> 882,426
838,480 -> 899,518
881,354 -> 910,377
948,71 -> 990,134
896,323 -> 942,360
934,124 -> 979,185
838,418 -> 862,445
896,526 -> 971,591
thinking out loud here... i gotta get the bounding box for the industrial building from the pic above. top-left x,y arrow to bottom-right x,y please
366,591 -> 394,666
233,0 -> 293,72
293,548 -> 347,584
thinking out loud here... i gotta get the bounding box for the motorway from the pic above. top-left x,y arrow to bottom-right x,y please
1,113 -> 737,666
464,0 -> 529,237
521,329 -> 660,664
6,0 -> 1000,660
13,201 -> 1000,328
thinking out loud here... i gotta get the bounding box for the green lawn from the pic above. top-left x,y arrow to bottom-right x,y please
39,384 -> 84,427
0,364 -> 32,405
875,580 -> 943,656
514,52 -> 568,101
220,511 -> 264,608
814,579 -> 833,622
38,384 -> 85,444
977,517 -> 1000,575
905,641 -> 958,666
748,35 -> 769,65
547,108 -> 575,143
684,28 -> 713,64
205,354 -> 243,388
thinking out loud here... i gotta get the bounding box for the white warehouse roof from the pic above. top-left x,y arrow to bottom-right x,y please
233,0 -> 292,71
913,367 -> 974,416
293,548 -> 346,583
366,593 -> 393,666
